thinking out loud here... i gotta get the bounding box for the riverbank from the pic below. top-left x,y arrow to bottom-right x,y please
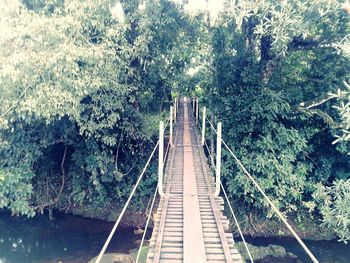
0,210 -> 349,263
68,205 -> 148,228
67,204 -> 335,241
231,211 -> 336,241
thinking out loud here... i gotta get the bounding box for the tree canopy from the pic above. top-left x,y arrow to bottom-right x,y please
1,0 -> 350,242
194,0 -> 350,241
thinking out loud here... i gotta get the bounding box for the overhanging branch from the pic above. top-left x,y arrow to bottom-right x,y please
296,92 -> 347,128
287,36 -> 336,52
299,93 -> 338,109
299,108 -> 342,128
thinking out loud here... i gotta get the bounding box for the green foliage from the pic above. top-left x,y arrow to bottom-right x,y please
313,179 -> 350,242
332,82 -> 350,144
192,0 -> 350,240
1,0 -> 350,244
0,167 -> 35,217
0,0 -> 193,216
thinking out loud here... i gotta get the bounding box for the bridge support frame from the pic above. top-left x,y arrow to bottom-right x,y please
215,122 -> 222,196
158,121 -> 165,196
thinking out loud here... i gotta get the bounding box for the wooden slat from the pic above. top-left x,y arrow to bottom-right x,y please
147,99 -> 242,263
152,124 -> 179,263
182,100 -> 207,263
193,107 -> 237,263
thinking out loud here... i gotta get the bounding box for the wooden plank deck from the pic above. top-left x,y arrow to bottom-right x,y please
147,98 -> 242,263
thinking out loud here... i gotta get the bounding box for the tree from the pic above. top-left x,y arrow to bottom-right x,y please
0,0 -> 197,216
192,0 -> 350,240
332,82 -> 350,145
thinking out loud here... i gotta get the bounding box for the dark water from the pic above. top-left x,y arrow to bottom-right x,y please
1,211 -> 350,263
0,211 -> 141,263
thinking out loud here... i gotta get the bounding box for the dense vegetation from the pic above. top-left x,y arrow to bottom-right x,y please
1,0 -> 350,241
195,1 -> 350,241
0,0 -> 195,216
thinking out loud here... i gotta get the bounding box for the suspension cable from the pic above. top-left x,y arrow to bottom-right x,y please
199,123 -> 254,262
136,186 -> 158,263
95,117 -> 170,263
205,115 -> 319,263
136,117 -> 173,262
220,181 -> 254,262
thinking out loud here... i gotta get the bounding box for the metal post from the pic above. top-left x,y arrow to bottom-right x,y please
201,106 -> 206,146
174,97 -> 177,123
158,121 -> 165,196
170,106 -> 173,147
196,97 -> 199,125
210,113 -> 215,164
176,97 -> 178,115
215,122 -> 222,197
192,97 -> 195,114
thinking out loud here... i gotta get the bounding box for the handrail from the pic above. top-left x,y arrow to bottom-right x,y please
198,121 -> 254,262
158,116 -> 172,196
136,117 -> 173,262
220,181 -> 255,263
95,116 -> 170,263
204,113 -> 319,263
136,187 -> 158,263
95,139 -> 160,263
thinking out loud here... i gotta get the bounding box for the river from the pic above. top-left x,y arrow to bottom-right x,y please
0,211 -> 349,263
0,211 -> 140,263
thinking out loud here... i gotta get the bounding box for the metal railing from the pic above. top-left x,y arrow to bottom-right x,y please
95,98 -> 177,263
193,97 -> 319,263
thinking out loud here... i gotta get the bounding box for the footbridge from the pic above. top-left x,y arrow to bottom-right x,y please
146,98 -> 241,262
94,97 -> 319,263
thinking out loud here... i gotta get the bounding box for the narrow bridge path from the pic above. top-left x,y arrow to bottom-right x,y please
147,98 -> 242,263
96,98 -> 319,263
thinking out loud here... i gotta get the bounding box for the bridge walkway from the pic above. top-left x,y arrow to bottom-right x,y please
146,98 -> 242,263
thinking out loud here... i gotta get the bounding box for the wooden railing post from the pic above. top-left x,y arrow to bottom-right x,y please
201,106 -> 206,146
158,121 -> 165,196
170,106 -> 173,147
215,122 -> 222,196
